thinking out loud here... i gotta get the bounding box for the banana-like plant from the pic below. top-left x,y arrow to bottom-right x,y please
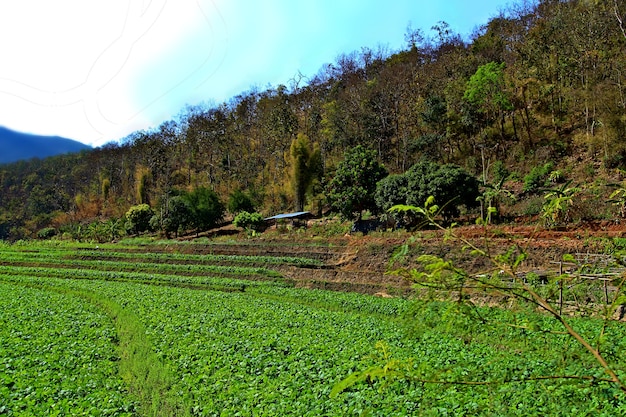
609,185 -> 626,218
541,180 -> 580,227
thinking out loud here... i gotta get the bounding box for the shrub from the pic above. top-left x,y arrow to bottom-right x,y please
149,214 -> 162,234
233,211 -> 265,232
37,227 -> 57,239
125,204 -> 154,235
523,162 -> 554,193
411,163 -> 480,218
377,161 -> 480,221
326,145 -> 388,220
375,174 -> 409,213
163,196 -> 193,237
184,187 -> 225,232
548,170 -> 564,183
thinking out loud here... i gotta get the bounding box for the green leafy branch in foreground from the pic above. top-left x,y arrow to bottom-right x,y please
330,341 -> 415,398
333,196 -> 626,396
330,339 -> 617,400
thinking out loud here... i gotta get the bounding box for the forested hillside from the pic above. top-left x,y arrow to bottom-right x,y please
2,0 -> 626,240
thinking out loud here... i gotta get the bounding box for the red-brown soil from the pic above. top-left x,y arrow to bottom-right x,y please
180,221 -> 626,296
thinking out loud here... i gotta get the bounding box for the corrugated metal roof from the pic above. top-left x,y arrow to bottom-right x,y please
264,211 -> 311,220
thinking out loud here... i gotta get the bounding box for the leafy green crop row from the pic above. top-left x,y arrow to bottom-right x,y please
3,240 -> 626,415
0,242 -> 323,267
0,265 -> 290,291
0,282 -> 136,416
4,272 -> 626,416
250,285 -> 409,317
72,250 -> 324,267
1,252 -> 283,279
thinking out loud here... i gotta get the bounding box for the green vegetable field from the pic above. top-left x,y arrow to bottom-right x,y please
1,240 -> 626,416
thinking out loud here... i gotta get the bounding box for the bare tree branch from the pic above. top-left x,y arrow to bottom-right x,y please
616,0 -> 626,39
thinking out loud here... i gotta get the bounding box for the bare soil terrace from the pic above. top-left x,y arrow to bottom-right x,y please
179,220 -> 626,296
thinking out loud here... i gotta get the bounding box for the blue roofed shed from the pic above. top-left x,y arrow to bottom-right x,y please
264,211 -> 313,228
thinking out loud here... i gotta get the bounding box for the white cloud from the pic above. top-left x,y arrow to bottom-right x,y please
0,0 -> 222,146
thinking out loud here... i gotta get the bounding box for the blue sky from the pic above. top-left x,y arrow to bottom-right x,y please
0,0 -> 513,147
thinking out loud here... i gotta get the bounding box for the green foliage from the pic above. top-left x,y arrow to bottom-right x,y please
1,1 -> 626,238
609,185 -> 626,218
477,176 -> 516,224
0,283 -> 136,415
3,241 -> 626,414
548,169 -> 564,184
374,174 -> 413,226
307,218 -> 352,237
233,211 -> 265,233
410,162 -> 479,218
184,186 -> 225,232
150,188 -> 224,237
102,218 -> 124,242
375,174 -> 408,213
464,62 -> 513,114
85,221 -> 107,243
124,203 -> 154,235
380,201 -> 626,403
162,196 -> 193,237
388,196 -> 440,231
75,219 -> 124,243
227,189 -> 255,214
0,242 -> 323,268
541,180 -> 580,227
379,161 -> 479,221
330,341 -> 411,398
2,1 -> 626,238
523,162 -> 554,194
36,227 -> 56,240
327,145 -> 388,220
421,95 -> 448,129
148,214 -> 161,235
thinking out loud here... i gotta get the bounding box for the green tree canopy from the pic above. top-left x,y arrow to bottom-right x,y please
233,211 -> 265,232
125,204 -> 154,235
376,161 -> 480,221
406,161 -> 480,218
162,196 -> 193,238
463,61 -> 512,136
184,187 -> 225,232
327,145 -> 388,220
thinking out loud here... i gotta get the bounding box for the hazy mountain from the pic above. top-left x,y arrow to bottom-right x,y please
0,126 -> 91,164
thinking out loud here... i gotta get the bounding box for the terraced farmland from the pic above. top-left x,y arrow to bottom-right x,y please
2,240 -> 626,416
